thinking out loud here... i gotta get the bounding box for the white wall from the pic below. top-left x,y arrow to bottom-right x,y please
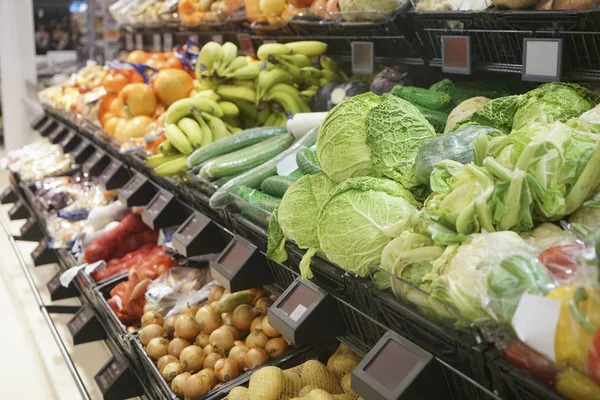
0,0 -> 39,150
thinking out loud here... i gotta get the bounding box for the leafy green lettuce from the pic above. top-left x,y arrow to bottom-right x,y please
317,177 -> 420,277
366,94 -> 436,190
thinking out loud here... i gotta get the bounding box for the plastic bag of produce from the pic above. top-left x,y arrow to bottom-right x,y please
145,267 -> 214,316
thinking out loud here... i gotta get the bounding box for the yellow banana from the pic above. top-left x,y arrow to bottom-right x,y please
264,111 -> 280,126
145,153 -> 182,168
229,62 -> 263,80
257,43 -> 293,61
218,101 -> 240,117
222,116 -> 241,128
233,79 -> 256,90
158,140 -> 177,155
299,85 -> 319,103
200,41 -> 223,71
320,56 -> 339,71
195,77 -> 217,91
300,66 -> 321,80
263,91 -> 304,115
321,69 -> 342,84
165,96 -> 223,125
319,77 -> 329,87
257,68 -> 294,100
223,121 -> 242,134
256,107 -> 271,126
216,85 -> 257,103
270,56 -> 300,80
177,117 -> 204,148
164,124 -> 194,155
285,41 -> 327,57
265,83 -> 299,99
279,54 -> 312,67
220,42 -> 238,69
190,109 -> 214,147
201,112 -> 230,141
195,89 -> 220,102
233,100 -> 258,121
154,155 -> 187,177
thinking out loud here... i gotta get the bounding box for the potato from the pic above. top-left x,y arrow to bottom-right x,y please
300,361 -> 342,394
228,386 -> 250,400
327,354 -> 360,378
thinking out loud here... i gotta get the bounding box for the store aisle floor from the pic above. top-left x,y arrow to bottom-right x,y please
0,168 -> 111,400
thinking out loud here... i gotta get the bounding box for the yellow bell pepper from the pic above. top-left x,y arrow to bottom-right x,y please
556,369 -> 600,400
546,286 -> 600,371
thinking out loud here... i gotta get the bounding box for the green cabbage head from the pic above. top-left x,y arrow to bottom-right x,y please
317,93 -> 382,183
316,176 -> 420,277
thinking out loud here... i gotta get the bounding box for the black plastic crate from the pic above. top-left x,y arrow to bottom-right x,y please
265,258 -> 300,295
441,361 -> 501,400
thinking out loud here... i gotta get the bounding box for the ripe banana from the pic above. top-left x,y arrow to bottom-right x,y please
257,69 -> 294,100
257,43 -> 293,61
229,62 -> 263,80
272,111 -> 289,127
222,56 -> 248,76
264,111 -> 280,126
299,67 -> 322,83
196,77 -> 217,91
256,107 -> 271,126
218,101 -> 240,117
177,117 -> 204,148
224,121 -> 242,134
217,85 -> 257,104
270,56 -> 300,80
165,96 -> 223,125
265,83 -> 299,99
190,110 -> 214,147
165,124 -> 194,155
319,77 -> 329,87
320,56 -> 339,72
154,155 -> 187,177
220,42 -> 238,69
285,41 -> 327,57
145,153 -> 182,168
195,89 -> 220,102
198,41 -> 223,73
279,54 -> 312,67
299,85 -> 319,102
263,91 -> 304,115
158,140 -> 177,155
201,112 -> 230,141
233,79 -> 257,90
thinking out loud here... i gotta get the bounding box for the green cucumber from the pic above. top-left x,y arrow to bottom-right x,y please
261,176 -> 295,198
213,172 -> 243,187
200,133 -> 294,181
233,186 -> 281,212
287,169 -> 304,181
210,127 -> 319,209
296,147 -> 322,175
186,126 -> 287,169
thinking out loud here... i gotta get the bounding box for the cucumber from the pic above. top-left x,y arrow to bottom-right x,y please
391,86 -> 454,112
213,172 -> 243,187
200,133 -> 295,180
414,105 -> 448,133
216,290 -> 255,313
240,203 -> 271,229
261,176 -> 296,198
296,147 -> 322,175
287,169 -> 304,181
186,126 -> 287,169
233,186 -> 281,212
210,127 -> 319,209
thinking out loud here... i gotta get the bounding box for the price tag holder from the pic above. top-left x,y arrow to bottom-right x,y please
67,304 -> 107,345
210,235 -> 273,292
118,173 -> 157,207
31,114 -> 50,130
9,201 -> 29,220
441,36 -> 471,75
172,212 -> 231,258
125,33 -> 134,51
152,33 -> 162,52
1,187 -> 17,204
83,150 -> 110,177
352,42 -> 374,75
16,218 -> 43,242
59,131 -> 81,153
32,239 -> 58,266
71,140 -> 95,164
351,330 -> 448,400
522,38 -> 562,82
141,191 -> 187,230
237,33 -> 255,57
268,278 -> 343,345
99,158 -> 129,190
163,33 -> 174,51
39,119 -> 58,136
95,355 -> 143,400
135,33 -> 144,50
48,270 -> 78,300
48,125 -> 69,143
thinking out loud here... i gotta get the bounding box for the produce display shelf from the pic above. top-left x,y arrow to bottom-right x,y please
35,106 -> 569,400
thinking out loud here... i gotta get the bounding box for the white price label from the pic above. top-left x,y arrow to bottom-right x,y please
290,304 -> 308,321
60,263 -> 88,287
163,33 -> 174,51
277,151 -> 299,177
125,34 -> 134,51
135,33 -> 143,50
351,42 -> 374,75
522,38 -> 562,82
152,33 -> 161,52
84,260 -> 106,275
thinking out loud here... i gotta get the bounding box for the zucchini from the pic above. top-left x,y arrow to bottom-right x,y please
261,176 -> 296,198
414,105 -> 449,133
391,86 -> 454,112
287,169 -> 304,181
233,186 -> 281,212
296,147 -> 322,175
186,126 -> 287,169
200,133 -> 295,180
210,127 -> 319,209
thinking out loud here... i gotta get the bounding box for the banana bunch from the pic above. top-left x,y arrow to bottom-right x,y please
145,90 -> 242,177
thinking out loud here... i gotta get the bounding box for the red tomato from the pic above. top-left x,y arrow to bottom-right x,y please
588,331 -> 600,385
538,244 -> 583,280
